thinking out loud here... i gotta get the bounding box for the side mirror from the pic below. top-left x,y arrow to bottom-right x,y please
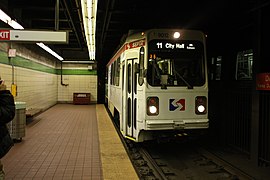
138,47 -> 145,86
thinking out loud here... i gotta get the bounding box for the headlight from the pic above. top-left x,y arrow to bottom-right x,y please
173,32 -> 180,39
197,105 -> 205,113
195,96 -> 207,114
147,97 -> 159,116
149,105 -> 157,114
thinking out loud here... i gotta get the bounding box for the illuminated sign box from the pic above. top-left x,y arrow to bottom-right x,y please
0,29 -> 68,43
256,73 -> 270,90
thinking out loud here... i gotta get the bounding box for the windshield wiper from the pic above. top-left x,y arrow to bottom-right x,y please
173,70 -> 193,89
171,59 -> 193,89
153,62 -> 161,78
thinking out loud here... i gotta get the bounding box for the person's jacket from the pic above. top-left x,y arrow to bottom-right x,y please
0,90 -> 15,139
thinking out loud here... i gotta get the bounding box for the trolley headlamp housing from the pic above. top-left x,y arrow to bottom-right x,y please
195,96 -> 207,114
147,97 -> 159,116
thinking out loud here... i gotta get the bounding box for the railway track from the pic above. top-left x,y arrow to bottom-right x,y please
125,137 -> 255,179
106,107 -> 254,180
125,140 -> 176,180
127,139 -> 254,180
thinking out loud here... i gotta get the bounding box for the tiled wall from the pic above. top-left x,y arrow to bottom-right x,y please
0,51 -> 58,111
0,43 -> 97,111
57,62 -> 97,103
11,65 -> 57,110
58,75 -> 97,103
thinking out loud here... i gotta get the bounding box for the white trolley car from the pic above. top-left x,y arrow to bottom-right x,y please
106,29 -> 209,142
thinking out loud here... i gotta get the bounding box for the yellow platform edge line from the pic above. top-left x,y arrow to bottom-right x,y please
96,104 -> 139,180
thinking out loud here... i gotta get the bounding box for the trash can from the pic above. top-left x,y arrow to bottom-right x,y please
7,102 -> 26,141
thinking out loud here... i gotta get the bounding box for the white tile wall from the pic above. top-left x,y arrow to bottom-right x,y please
0,63 -> 58,111
58,75 -> 97,103
0,64 -> 13,91
1,42 -> 98,111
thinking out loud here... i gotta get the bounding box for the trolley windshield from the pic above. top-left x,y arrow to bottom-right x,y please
147,40 -> 205,88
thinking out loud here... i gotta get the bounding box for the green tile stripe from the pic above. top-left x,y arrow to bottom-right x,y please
56,69 -> 97,75
0,51 -> 56,74
0,51 -> 97,75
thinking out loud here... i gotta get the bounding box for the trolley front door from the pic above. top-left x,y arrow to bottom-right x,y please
125,58 -> 138,139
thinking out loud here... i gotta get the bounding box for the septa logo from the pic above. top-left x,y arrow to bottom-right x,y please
169,99 -> 185,111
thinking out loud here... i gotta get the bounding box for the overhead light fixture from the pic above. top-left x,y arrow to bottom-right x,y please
36,43 -> 64,61
0,9 -> 24,30
0,9 -> 64,61
8,20 -> 24,30
81,0 -> 98,60
0,9 -> 11,22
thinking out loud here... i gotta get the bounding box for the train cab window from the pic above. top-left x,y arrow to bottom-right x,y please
235,49 -> 253,80
147,40 -> 205,87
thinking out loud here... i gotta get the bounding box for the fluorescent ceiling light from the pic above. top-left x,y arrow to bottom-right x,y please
0,9 -> 11,22
0,8 -> 64,61
36,43 -> 64,61
9,20 -> 24,30
0,9 -> 24,30
81,0 -> 98,60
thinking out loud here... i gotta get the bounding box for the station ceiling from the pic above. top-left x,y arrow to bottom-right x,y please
0,0 -> 264,64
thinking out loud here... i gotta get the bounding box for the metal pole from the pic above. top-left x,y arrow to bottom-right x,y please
55,0 -> 59,30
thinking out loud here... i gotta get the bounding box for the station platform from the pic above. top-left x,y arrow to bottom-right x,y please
1,104 -> 138,180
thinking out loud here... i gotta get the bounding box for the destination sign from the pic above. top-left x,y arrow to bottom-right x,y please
156,42 -> 196,50
148,39 -> 203,53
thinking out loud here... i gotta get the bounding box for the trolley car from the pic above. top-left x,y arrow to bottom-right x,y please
106,29 -> 209,142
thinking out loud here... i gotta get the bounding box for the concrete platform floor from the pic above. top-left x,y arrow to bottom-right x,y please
2,104 -> 138,180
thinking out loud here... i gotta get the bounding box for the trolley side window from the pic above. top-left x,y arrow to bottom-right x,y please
115,57 -> 120,86
110,63 -> 114,85
110,57 -> 121,86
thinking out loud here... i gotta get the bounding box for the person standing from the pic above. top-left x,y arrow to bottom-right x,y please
0,79 -> 15,180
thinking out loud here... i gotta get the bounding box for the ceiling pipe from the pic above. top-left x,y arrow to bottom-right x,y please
60,61 -> 69,86
55,0 -> 59,30
75,0 -> 87,46
60,0 -> 82,49
99,0 -> 115,55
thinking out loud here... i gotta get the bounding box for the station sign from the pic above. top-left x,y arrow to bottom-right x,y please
0,29 -> 68,43
256,73 -> 270,90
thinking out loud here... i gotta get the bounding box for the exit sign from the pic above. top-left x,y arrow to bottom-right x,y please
0,30 -> 10,40
256,73 -> 270,90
